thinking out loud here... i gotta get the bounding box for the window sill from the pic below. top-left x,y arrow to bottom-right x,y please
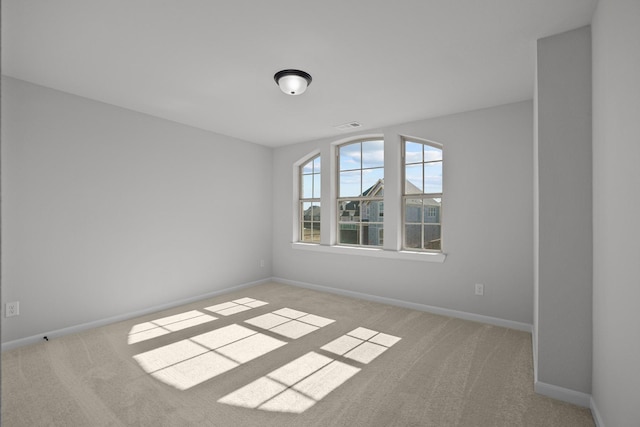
291,242 -> 446,263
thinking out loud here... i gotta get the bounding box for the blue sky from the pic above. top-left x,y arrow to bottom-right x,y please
302,140 -> 443,199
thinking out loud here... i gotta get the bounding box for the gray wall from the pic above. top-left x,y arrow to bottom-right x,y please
272,101 -> 534,325
534,27 -> 593,396
1,77 -> 273,343
592,0 -> 640,425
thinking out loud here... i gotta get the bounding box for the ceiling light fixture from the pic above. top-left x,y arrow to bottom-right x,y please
274,69 -> 312,95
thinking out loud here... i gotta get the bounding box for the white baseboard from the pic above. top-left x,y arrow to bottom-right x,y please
590,397 -> 605,427
531,326 -> 597,417
534,380 -> 592,408
272,277 -> 532,333
1,278 -> 271,352
532,326 -> 538,382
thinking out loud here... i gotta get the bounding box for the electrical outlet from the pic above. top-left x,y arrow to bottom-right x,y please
474,284 -> 484,296
6,301 -> 20,317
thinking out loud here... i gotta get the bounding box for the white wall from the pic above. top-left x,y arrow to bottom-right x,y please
592,0 -> 640,425
272,101 -> 534,326
534,26 -> 593,399
1,77 -> 273,344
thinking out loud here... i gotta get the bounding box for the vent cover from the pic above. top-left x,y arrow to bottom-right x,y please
334,121 -> 362,131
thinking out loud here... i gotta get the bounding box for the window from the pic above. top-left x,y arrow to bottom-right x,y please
292,135 -> 446,263
337,139 -> 384,246
299,155 -> 321,243
403,138 -> 443,251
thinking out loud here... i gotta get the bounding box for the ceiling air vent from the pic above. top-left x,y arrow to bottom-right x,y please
334,121 -> 362,131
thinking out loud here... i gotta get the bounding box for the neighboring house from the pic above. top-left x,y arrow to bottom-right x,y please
338,179 -> 441,247
339,179 -> 384,245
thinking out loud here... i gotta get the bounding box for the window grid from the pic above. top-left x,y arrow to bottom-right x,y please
299,155 -> 321,243
402,138 -> 443,252
337,140 -> 384,247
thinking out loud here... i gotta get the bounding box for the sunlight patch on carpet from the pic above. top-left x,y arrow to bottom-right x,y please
128,297 -> 269,345
204,298 -> 268,316
218,351 -> 360,413
245,308 -> 335,339
133,324 -> 286,390
218,328 -> 401,413
128,310 -> 217,344
321,327 -> 401,364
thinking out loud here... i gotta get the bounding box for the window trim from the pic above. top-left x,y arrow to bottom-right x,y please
291,242 -> 446,262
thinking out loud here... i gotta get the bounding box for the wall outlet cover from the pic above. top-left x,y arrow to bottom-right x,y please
6,301 -> 20,317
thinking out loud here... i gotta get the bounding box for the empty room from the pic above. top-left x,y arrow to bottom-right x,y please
1,1 -> 638,426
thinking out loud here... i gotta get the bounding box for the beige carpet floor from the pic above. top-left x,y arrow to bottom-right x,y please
1,281 -> 594,426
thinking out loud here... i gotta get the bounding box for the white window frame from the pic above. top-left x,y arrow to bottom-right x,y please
401,137 -> 443,252
298,154 -> 321,243
336,138 -> 385,248
291,135 -> 446,263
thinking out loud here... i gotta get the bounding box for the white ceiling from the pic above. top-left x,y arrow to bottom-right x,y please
2,0 -> 597,147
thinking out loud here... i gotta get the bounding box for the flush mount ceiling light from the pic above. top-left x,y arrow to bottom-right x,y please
274,69 -> 312,95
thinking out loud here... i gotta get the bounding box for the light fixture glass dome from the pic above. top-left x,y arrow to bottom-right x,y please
274,69 -> 312,95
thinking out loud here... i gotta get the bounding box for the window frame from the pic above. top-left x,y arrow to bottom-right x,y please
291,136 -> 446,263
401,137 -> 443,252
298,154 -> 321,244
336,138 -> 385,248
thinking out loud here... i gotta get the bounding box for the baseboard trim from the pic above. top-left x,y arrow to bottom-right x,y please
532,325 -> 538,383
1,278 -> 272,352
272,277 -> 532,333
590,397 -> 605,427
534,380 -> 591,408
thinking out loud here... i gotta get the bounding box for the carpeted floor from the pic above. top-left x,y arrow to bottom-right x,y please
1,281 -> 595,426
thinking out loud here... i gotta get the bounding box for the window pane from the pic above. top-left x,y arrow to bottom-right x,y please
339,200 -> 360,222
424,161 -> 442,194
423,199 -> 441,223
302,224 -> 321,243
340,143 -> 361,171
309,227 -> 320,243
362,168 -> 384,196
302,174 -> 313,198
313,156 -> 321,171
361,200 -> 384,222
311,203 -> 321,221
405,224 -> 422,249
302,201 -> 312,217
313,174 -> 321,198
310,204 -> 321,243
339,224 -> 359,245
362,140 -> 384,168
405,164 -> 423,194
362,223 -> 383,246
301,203 -> 321,243
405,198 -> 423,223
424,225 -> 441,250
302,160 -> 313,174
424,145 -> 442,162
301,201 -> 312,242
339,170 -> 361,197
405,142 -> 423,164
